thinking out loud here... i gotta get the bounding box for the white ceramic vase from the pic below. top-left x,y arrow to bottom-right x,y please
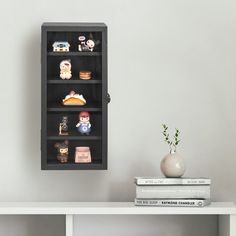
160,151 -> 186,178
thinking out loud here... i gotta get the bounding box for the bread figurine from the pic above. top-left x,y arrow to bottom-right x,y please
62,91 -> 86,106
75,147 -> 91,163
60,60 -> 72,80
79,71 -> 92,80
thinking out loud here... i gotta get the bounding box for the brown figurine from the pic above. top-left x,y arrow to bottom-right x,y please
59,116 -> 69,135
54,140 -> 69,163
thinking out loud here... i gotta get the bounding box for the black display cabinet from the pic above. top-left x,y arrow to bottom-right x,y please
41,23 -> 108,170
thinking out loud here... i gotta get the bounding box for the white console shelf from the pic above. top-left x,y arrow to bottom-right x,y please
0,202 -> 235,236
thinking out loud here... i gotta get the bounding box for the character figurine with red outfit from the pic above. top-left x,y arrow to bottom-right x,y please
76,112 -> 91,135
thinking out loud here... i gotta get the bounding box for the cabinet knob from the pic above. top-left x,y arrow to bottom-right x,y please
107,93 -> 111,104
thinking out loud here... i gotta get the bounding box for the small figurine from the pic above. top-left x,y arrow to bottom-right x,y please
79,70 -> 92,80
62,91 -> 86,106
76,112 -> 91,135
75,147 -> 91,163
54,140 -> 69,163
60,60 -> 72,80
59,116 -> 69,135
78,36 -> 95,52
52,41 -> 70,52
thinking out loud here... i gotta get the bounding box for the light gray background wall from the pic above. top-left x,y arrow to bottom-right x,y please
0,0 -> 235,235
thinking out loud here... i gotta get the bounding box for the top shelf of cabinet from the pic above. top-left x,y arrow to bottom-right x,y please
47,52 -> 102,56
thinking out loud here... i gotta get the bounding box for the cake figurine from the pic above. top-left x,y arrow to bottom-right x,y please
54,140 -> 69,163
76,112 -> 91,135
79,70 -> 92,80
52,41 -> 70,52
62,91 -> 86,106
78,36 -> 95,52
59,116 -> 69,136
60,60 -> 72,80
75,147 -> 91,163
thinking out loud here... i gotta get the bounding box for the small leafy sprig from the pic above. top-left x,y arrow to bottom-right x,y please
162,124 -> 181,153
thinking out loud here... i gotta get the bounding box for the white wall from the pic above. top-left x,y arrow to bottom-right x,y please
0,0 -> 236,235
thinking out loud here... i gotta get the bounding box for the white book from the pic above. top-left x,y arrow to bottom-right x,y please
134,177 -> 211,186
134,198 -> 211,207
136,185 -> 210,199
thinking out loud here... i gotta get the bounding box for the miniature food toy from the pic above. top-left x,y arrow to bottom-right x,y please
62,91 -> 86,106
79,70 -> 92,80
75,147 -> 91,163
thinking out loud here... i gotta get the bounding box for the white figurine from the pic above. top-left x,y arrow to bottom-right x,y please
60,60 -> 72,80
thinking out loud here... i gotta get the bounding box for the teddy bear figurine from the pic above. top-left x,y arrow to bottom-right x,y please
60,60 -> 72,80
54,140 -> 69,163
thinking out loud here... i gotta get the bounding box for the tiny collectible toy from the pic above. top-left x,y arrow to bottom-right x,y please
54,140 -> 69,163
52,41 -> 70,52
79,70 -> 92,80
78,36 -> 95,52
75,147 -> 91,163
60,60 -> 72,80
76,112 -> 91,135
62,91 -> 86,106
59,116 -> 69,136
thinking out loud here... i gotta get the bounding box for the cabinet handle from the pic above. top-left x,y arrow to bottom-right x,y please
107,93 -> 111,104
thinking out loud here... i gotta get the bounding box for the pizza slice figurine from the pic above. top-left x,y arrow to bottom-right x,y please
76,112 -> 91,135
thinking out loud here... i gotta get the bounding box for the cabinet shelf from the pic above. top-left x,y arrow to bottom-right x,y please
47,79 -> 102,84
46,159 -> 104,170
47,52 -> 102,56
47,103 -> 102,112
47,135 -> 102,140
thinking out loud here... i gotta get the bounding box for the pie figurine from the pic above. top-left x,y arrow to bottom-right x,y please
62,91 -> 86,106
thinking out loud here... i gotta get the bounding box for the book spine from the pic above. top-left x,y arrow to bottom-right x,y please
136,186 -> 210,199
134,199 -> 211,207
136,179 -> 211,186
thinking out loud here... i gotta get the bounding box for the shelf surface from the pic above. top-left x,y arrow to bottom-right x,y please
47,103 -> 102,112
0,202 -> 235,215
47,135 -> 102,140
47,79 -> 102,84
46,159 -> 104,170
48,52 -> 101,56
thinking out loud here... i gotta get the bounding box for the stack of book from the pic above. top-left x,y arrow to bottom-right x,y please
134,177 -> 211,207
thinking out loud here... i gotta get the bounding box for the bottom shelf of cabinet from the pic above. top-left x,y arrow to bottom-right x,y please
44,159 -> 105,170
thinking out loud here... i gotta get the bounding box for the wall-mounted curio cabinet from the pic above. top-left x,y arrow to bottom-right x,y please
41,23 -> 109,170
